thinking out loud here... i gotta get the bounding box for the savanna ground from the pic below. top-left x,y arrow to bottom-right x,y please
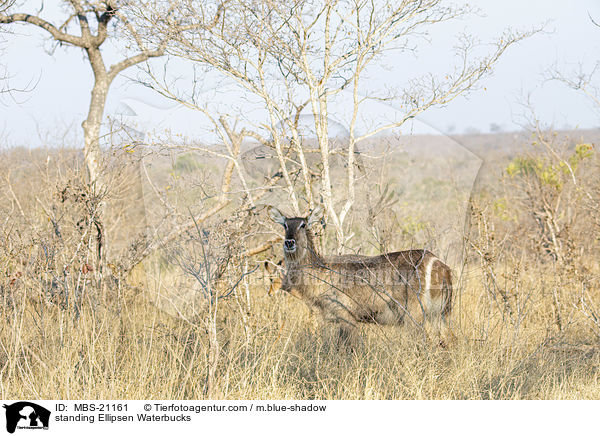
1,129 -> 600,400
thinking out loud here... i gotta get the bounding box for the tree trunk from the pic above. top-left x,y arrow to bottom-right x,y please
82,64 -> 110,273
83,79 -> 108,189
205,294 -> 220,399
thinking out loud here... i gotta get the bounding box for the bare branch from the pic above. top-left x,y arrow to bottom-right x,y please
144,0 -> 537,250
545,61 -> 600,110
67,0 -> 94,43
588,11 -> 600,28
94,3 -> 117,46
0,12 -> 85,46
108,47 -> 165,80
0,0 -> 15,13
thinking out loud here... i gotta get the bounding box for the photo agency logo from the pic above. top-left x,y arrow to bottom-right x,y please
2,402 -> 50,434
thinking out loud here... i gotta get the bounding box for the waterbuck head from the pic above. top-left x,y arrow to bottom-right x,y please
268,206 -> 322,261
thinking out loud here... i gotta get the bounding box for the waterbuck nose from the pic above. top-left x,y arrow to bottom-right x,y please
284,239 -> 296,250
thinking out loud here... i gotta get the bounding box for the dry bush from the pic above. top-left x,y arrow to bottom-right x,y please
468,130 -> 600,342
2,133 -> 600,400
0,146 -> 146,314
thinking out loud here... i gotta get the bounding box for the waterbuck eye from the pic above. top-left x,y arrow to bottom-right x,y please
284,222 -> 288,230
299,222 -> 305,229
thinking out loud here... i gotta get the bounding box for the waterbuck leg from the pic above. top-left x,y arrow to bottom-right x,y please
319,300 -> 359,351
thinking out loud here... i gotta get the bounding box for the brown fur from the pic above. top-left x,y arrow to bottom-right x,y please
268,207 -> 453,346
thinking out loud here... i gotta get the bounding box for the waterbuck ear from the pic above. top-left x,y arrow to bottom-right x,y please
268,206 -> 286,225
264,260 -> 275,274
307,206 -> 323,227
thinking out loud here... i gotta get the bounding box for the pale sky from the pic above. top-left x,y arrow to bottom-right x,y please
1,1 -> 599,148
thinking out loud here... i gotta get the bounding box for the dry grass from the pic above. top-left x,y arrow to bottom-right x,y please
1,269 -> 599,400
1,135 -> 600,400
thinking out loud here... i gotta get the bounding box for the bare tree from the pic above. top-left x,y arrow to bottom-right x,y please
151,0 -> 539,252
122,115 -> 284,274
544,13 -> 600,112
0,0 -> 223,269
169,216 -> 241,399
540,14 -> 600,336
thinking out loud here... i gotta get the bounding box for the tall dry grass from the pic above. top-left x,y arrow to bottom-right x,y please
1,135 -> 600,400
1,273 -> 599,400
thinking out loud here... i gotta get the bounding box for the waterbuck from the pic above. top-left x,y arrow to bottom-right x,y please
268,206 -> 453,345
